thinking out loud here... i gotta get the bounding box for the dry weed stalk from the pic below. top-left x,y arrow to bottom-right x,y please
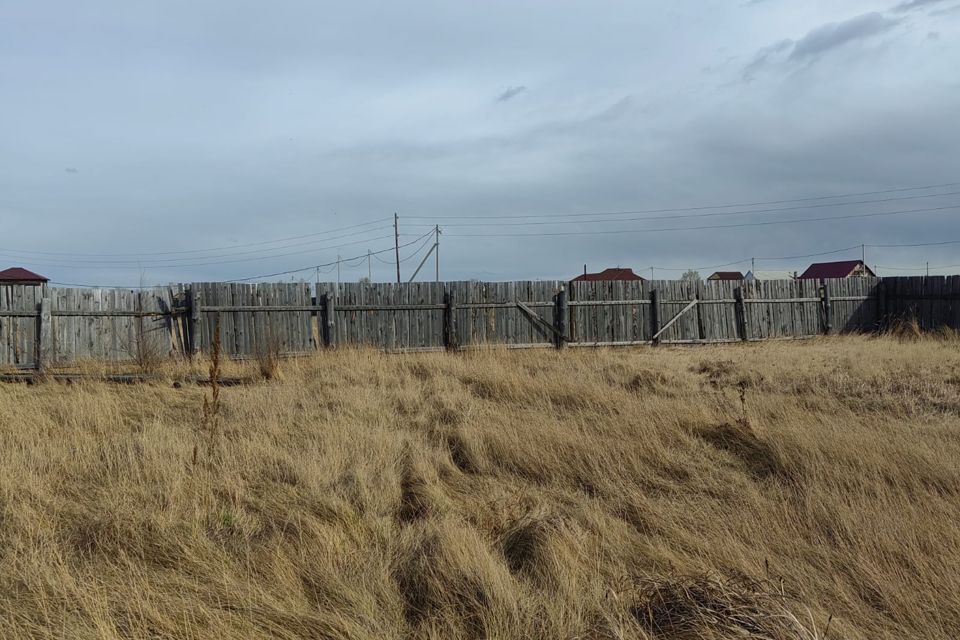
194,315 -> 222,466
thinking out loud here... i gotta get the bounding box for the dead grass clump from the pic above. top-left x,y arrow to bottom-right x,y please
397,449 -> 450,523
500,512 -> 564,576
886,316 -> 923,342
393,519 -> 518,637
444,430 -> 485,475
693,422 -> 788,481
625,368 -> 676,394
694,359 -> 764,390
254,332 -> 282,381
629,574 -> 823,640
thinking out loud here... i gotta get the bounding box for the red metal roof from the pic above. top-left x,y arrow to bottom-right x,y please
707,271 -> 744,280
799,260 -> 875,280
572,268 -> 645,282
0,267 -> 49,282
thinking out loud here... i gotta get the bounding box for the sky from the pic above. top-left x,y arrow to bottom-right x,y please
1,0 -> 959,285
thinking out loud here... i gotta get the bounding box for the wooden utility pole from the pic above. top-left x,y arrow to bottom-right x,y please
394,213 -> 401,283
435,225 -> 440,282
367,250 -> 372,281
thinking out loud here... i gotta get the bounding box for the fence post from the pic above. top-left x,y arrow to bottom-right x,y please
822,281 -> 833,335
650,287 -> 661,345
37,297 -> 52,372
443,289 -> 457,350
322,293 -> 336,348
189,287 -> 202,356
695,280 -> 705,341
876,278 -> 886,332
734,286 -> 748,341
554,285 -> 568,348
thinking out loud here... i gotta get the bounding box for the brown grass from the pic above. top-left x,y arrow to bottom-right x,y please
0,336 -> 959,639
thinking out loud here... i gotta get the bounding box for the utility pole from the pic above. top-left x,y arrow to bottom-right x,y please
336,255 -> 341,288
650,266 -> 654,280
861,244 -> 865,265
927,261 -> 930,277
394,213 -> 401,283
367,250 -> 372,281
751,257 -> 756,274
435,225 -> 440,282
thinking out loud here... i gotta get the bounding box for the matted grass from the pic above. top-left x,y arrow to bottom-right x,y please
1,336 -> 958,639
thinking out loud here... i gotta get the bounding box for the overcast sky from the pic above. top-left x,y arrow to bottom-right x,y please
2,0 -> 959,285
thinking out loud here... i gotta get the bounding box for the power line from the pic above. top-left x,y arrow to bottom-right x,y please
402,181 -> 960,220
0,232 -> 396,270
226,230 -> 436,283
4,217 -> 392,258
48,230 -> 436,287
398,233 -> 436,263
436,203 -> 960,238
404,190 -> 960,228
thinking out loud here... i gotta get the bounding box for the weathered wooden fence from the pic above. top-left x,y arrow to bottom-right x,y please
2,276 -> 958,368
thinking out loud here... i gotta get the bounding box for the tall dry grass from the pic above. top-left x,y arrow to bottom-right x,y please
0,336 -> 959,639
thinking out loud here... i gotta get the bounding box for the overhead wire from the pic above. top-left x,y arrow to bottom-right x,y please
49,230 -> 436,287
226,229 -> 436,283
2,232 -> 396,270
403,190 -> 960,228
402,182 -> 960,220
435,203 -> 960,237
4,217 -> 392,258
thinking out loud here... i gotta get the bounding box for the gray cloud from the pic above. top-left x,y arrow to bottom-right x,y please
742,12 -> 903,80
0,2 -> 958,284
789,12 -> 899,61
742,39 -> 793,81
892,0 -> 950,12
496,85 -> 527,102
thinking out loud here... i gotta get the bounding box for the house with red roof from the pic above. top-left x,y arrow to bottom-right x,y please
798,260 -> 875,280
572,267 -> 645,282
707,271 -> 743,281
0,267 -> 49,285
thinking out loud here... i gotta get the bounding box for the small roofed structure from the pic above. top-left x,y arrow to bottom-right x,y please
745,270 -> 795,282
707,271 -> 743,281
0,267 -> 48,285
799,260 -> 875,280
573,267 -> 646,282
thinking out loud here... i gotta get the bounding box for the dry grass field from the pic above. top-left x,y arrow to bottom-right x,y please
1,336 -> 959,639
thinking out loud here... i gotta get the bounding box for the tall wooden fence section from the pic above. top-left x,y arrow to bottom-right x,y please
1,276 -> 958,368
0,284 -> 182,369
190,282 -> 315,357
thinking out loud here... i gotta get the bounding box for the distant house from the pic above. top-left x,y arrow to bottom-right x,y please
572,267 -> 646,282
0,267 -> 48,285
707,271 -> 743,281
799,260 -> 875,280
745,270 -> 795,282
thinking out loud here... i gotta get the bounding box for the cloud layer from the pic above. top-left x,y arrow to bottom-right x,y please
0,1 -> 958,284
